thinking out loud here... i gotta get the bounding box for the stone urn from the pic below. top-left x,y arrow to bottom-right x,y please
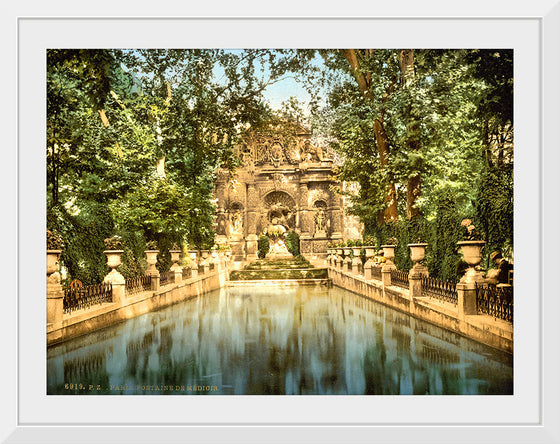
363,246 -> 376,260
381,245 -> 396,264
408,243 -> 429,276
188,249 -> 199,262
104,250 -> 124,269
145,250 -> 160,276
457,240 -> 486,283
47,250 -> 62,277
104,250 -> 125,283
169,249 -> 182,272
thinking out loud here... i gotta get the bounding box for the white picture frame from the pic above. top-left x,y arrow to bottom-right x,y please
3,1 -> 560,442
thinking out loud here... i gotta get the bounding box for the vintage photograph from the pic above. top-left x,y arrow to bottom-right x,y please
46,48 -> 513,395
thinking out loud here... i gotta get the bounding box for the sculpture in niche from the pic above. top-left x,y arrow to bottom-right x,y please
313,200 -> 328,238
232,209 -> 243,234
315,207 -> 326,232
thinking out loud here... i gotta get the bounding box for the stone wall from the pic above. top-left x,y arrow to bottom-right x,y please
47,266 -> 226,347
329,266 -> 513,354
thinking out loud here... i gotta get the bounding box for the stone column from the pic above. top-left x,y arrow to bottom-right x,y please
145,250 -> 160,291
47,250 -> 64,327
330,188 -> 344,239
457,283 -> 477,320
246,183 -> 258,260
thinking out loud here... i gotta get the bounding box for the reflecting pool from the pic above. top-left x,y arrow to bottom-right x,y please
47,285 -> 513,395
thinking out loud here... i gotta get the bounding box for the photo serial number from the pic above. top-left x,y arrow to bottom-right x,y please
63,383 -> 219,392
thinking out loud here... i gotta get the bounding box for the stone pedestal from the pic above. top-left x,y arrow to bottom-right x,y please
408,273 -> 423,300
246,234 -> 258,261
364,259 -> 375,280
190,261 -> 199,279
457,283 -> 477,319
169,250 -> 182,284
47,250 -> 64,327
381,264 -> 395,286
145,250 -> 160,291
103,250 -> 125,305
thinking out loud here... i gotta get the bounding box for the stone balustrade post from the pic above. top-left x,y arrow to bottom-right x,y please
47,250 -> 64,327
381,265 -> 394,287
364,260 -> 374,280
145,250 -> 160,291
408,272 -> 423,300
170,249 -> 182,284
103,250 -> 126,305
190,261 -> 199,279
352,257 -> 361,275
188,250 -> 199,278
457,283 -> 477,320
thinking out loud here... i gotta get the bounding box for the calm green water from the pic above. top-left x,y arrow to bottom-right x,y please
47,285 -> 513,395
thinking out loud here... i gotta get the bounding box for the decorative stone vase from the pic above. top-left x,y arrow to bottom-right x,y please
363,246 -> 376,259
188,250 -> 199,262
169,249 -> 182,272
145,250 -> 160,276
343,247 -> 352,257
408,243 -> 429,276
104,250 -> 124,269
457,240 -> 486,283
104,250 -> 125,284
381,245 -> 396,264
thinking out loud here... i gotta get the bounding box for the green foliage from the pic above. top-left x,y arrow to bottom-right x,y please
258,235 -> 270,259
475,165 -> 514,263
285,231 -> 300,256
47,203 -> 114,286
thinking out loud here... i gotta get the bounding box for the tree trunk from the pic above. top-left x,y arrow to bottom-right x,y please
341,49 -> 399,223
373,118 -> 398,221
400,49 -> 422,219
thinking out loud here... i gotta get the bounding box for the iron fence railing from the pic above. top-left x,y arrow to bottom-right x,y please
371,266 -> 382,280
125,275 -> 151,295
421,276 -> 458,305
63,282 -> 112,314
475,284 -> 513,323
390,269 -> 409,289
159,271 -> 175,286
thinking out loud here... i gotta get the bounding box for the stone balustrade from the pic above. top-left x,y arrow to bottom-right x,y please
326,244 -> 513,353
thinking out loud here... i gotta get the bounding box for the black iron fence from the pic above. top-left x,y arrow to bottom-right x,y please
160,271 -> 175,286
421,276 -> 458,305
125,275 -> 151,295
371,266 -> 382,281
63,282 -> 112,314
390,269 -> 409,289
475,284 -> 513,323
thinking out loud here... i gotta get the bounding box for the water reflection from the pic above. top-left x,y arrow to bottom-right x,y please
47,286 -> 513,395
